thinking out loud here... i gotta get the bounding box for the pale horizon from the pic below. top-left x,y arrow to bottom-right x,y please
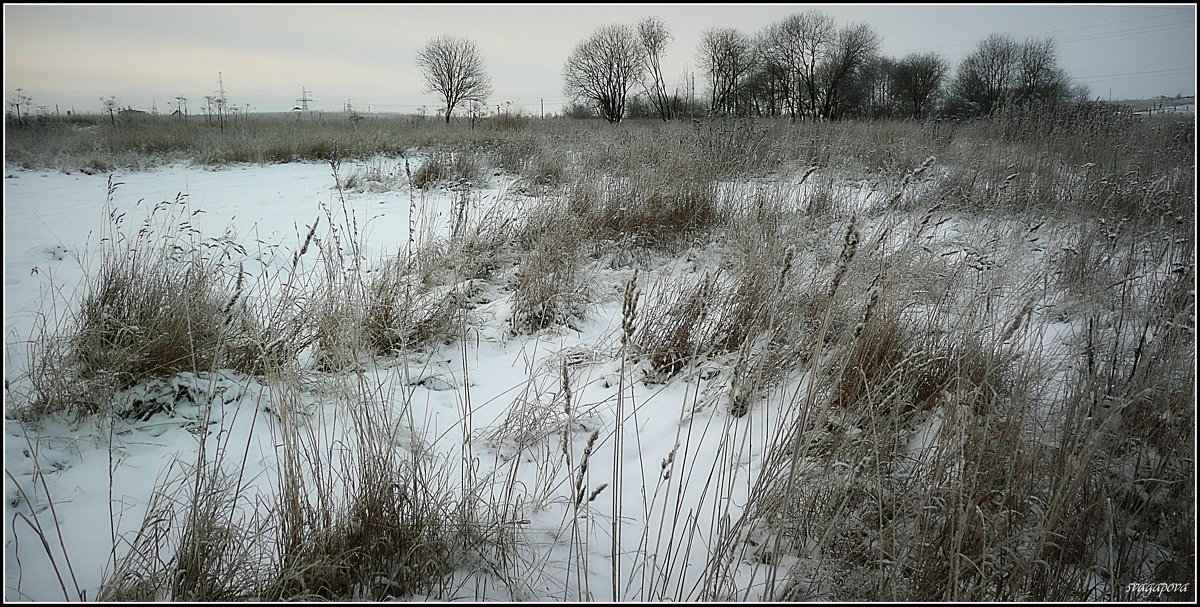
4,3 -> 1197,116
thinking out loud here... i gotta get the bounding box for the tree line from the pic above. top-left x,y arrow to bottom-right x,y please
8,11 -> 1088,127
564,11 -> 1089,123
417,9 -> 1091,125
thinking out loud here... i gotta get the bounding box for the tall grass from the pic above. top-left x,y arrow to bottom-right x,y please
14,186 -> 309,421
6,106 -> 1193,601
697,156 -> 1194,600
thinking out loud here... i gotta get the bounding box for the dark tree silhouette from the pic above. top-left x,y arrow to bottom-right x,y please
563,24 -> 645,124
817,22 -> 881,120
697,27 -> 757,116
101,95 -> 119,125
892,52 -> 949,118
759,11 -> 836,121
637,17 -> 674,122
1013,37 -> 1074,105
416,35 -> 493,124
951,34 -> 1020,116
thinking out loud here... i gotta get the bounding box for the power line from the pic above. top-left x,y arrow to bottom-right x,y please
1076,67 -> 1194,79
895,11 -> 1191,54
932,22 -> 1196,59
1080,69 -> 1190,84
1085,58 -> 1197,71
1031,9 -> 1191,36
1054,22 -> 1195,45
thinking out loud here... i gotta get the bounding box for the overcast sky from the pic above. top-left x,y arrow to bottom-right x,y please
4,3 -> 1196,115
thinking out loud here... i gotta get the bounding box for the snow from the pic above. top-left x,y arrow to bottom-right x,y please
2,159 -> 789,601
3,158 -> 520,376
3,154 -> 1179,600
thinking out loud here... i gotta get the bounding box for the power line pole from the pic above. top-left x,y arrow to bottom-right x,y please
297,86 -> 312,111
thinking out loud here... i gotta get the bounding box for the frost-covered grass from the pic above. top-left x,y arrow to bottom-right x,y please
4,110 -> 1195,601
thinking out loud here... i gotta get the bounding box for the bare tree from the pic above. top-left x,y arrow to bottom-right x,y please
467,100 -> 486,129
950,34 -> 1080,116
817,22 -> 881,119
745,32 -> 791,117
891,52 -> 949,118
416,34 -> 494,124
950,34 -> 1020,116
173,94 -> 188,120
563,24 -> 645,124
637,17 -> 674,122
101,95 -> 119,125
1013,36 -> 1073,105
861,55 -> 898,117
697,27 -> 758,116
759,11 -> 836,121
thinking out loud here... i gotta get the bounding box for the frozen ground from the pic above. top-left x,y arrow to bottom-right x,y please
3,159 -> 799,601
3,155 -> 1174,601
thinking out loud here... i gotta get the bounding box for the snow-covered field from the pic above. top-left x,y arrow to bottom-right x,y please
4,147 -> 1193,601
2,159 -> 796,600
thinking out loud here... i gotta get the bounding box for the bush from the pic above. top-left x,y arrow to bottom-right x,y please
566,166 -> 719,247
410,151 -> 483,190
21,207 -> 277,419
511,211 -> 589,333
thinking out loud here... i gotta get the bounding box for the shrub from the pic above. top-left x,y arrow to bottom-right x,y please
510,215 -> 589,334
20,202 -> 279,420
566,166 -> 719,247
410,151 -> 482,190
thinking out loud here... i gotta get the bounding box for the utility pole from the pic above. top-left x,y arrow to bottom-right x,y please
297,86 -> 312,111
541,98 -> 544,118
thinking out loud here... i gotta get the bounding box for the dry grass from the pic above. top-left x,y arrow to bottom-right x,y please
363,267 -> 479,355
270,410 -> 460,599
510,212 -> 590,334
410,150 -> 484,190
710,188 -> 1193,601
99,370 -> 524,601
831,311 -> 1009,419
565,165 -> 719,249
361,203 -> 516,353
17,196 -> 303,420
10,107 -> 1194,601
